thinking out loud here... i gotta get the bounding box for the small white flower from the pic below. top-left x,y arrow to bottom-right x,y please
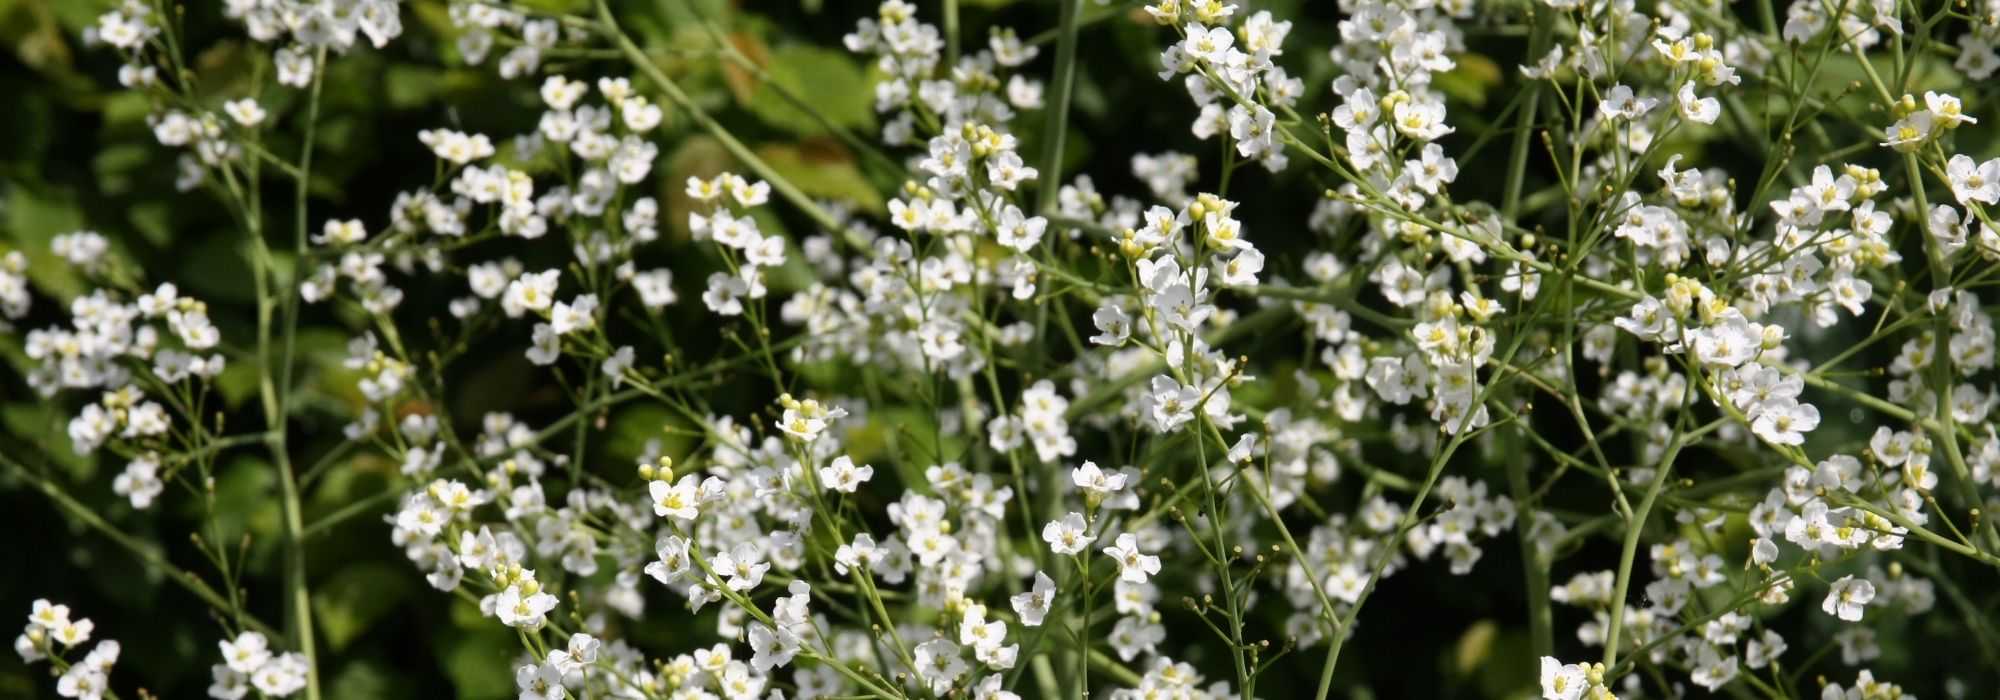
1823,575 -> 1875,621
818,456 -> 875,493
1041,512 -> 1095,555
1676,81 -> 1720,125
1101,533 -> 1161,583
1537,657 -> 1587,700
1010,571 -> 1056,627
1070,461 -> 1128,495
223,99 -> 266,128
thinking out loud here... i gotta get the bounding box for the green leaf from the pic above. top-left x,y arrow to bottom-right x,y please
46,0 -> 116,33
742,44 -> 876,137
214,350 -> 262,410
98,91 -> 154,131
755,142 -> 886,213
1435,54 -> 1503,109
326,658 -> 417,700
92,144 -> 151,197
1,401 -> 88,476
1452,619 -> 1498,675
605,403 -> 700,470
306,455 -> 394,518
439,604 -> 518,700
1,184 -> 88,300
170,231 -> 258,306
385,64 -> 449,111
126,200 -> 174,248
198,454 -> 281,542
311,561 -> 419,652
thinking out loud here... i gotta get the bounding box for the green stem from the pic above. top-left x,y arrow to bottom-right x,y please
252,44 -> 327,700
1503,5 -> 1555,220
1600,419 -> 1689,670
597,0 -> 859,247
3,454 -> 281,639
1036,0 -> 1084,214
1505,428 -> 1555,659
944,0 -> 961,66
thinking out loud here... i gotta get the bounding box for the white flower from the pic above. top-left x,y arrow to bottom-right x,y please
913,639 -> 968,695
633,269 -> 677,308
712,543 -> 770,591
503,270 -> 560,317
1750,398 -> 1820,446
316,219 -> 366,246
601,346 -> 634,387
1676,82 -> 1720,125
726,175 -> 771,207
649,475 -> 703,521
702,272 -> 749,316
1946,154 -> 2000,205
1071,461 -> 1128,495
1217,248 -> 1264,287
1404,143 -> 1458,194
645,535 -> 692,584
1101,533 -> 1161,583
1537,657 -> 1587,700
778,398 -> 846,442
1823,575 -> 1875,621
1146,375 -> 1200,433
417,128 -> 495,165
1689,644 -> 1739,691
1925,90 -> 1976,127
56,667 -> 108,700
219,631 -> 270,675
540,76 -> 587,111
549,295 -> 598,335
207,664 -> 249,700
30,599 -> 71,630
515,661 -> 565,700
1041,512 -> 1095,555
1599,84 -> 1658,120
1089,304 -> 1132,346
275,47 -> 314,87
223,99 -> 266,128
525,323 -> 561,365
112,455 -> 164,509
819,456 -> 875,493
1107,615 -> 1164,661
994,205 -> 1047,254
958,603 -> 1008,653
495,584 -> 559,628
1180,24 -> 1234,62
1882,110 -> 1934,151
1010,571 -> 1056,626
1391,97 -> 1454,141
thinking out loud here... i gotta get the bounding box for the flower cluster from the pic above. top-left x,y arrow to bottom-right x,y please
207,631 -> 311,699
18,0 -> 2000,697
15,601 -> 119,700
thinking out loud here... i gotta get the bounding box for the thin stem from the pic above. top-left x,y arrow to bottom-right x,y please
1036,0 -> 1084,214
3,452 -> 281,639
1505,428 -> 1555,659
597,0 -> 858,247
1601,414 -> 1689,669
1503,5 -> 1555,220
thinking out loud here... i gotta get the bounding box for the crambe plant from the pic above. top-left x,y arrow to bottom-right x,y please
6,0 -> 2000,698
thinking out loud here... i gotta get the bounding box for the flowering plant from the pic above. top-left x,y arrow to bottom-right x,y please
4,0 -> 1999,698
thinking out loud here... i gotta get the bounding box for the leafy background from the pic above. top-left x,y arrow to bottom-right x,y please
1,0 -> 1995,697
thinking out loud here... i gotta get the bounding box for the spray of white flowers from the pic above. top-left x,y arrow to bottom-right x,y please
10,0 -> 2000,698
